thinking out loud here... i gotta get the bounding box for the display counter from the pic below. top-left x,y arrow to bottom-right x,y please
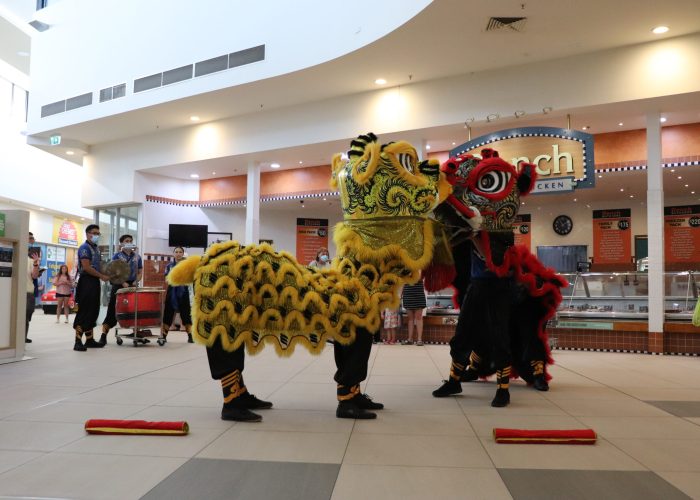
551,271 -> 700,354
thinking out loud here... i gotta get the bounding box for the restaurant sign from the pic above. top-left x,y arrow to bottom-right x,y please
450,127 -> 595,194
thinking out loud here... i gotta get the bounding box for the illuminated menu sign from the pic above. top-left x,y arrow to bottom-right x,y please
664,205 -> 700,268
592,209 -> 631,265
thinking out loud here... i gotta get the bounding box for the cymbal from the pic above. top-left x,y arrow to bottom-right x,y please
104,260 -> 130,284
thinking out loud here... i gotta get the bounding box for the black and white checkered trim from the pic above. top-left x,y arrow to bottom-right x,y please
596,160 -> 700,173
148,191 -> 340,208
144,254 -> 174,262
553,346 -> 699,356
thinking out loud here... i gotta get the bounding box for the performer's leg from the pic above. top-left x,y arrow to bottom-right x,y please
334,330 -> 380,419
488,280 -> 514,407
161,288 -> 174,341
180,295 -> 194,343
84,286 -> 105,349
206,334 -> 272,422
73,277 -> 100,351
100,283 -> 123,344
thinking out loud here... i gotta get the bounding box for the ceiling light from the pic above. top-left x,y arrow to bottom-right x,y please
66,150 -> 74,155
678,176 -> 682,179
375,78 -> 387,85
582,126 -> 589,130
514,110 -> 526,118
652,26 -> 669,34
425,145 -> 431,150
685,184 -> 689,187
630,195 -> 634,198
620,188 -> 624,192
452,142 -> 456,146
323,198 -> 327,201
573,198 -> 577,202
190,174 -> 199,178
270,163 -> 280,169
692,191 -> 696,194
660,117 -> 667,123
598,175 -> 602,178
671,169 -> 675,172
190,116 -> 200,122
212,171 -> 216,175
618,122 -> 624,126
299,161 -> 303,164
486,113 -> 499,122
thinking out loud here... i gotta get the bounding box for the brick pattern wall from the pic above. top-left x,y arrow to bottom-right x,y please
143,253 -> 172,289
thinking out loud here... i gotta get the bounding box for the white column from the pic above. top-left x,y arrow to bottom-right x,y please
245,161 -> 260,245
646,112 -> 664,335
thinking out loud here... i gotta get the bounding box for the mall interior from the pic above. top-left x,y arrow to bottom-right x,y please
1,1 -> 700,498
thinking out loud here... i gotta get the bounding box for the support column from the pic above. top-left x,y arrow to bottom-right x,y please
245,161 -> 260,246
646,112 -> 665,353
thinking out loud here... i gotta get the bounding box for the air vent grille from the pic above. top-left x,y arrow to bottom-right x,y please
41,44 -> 266,117
486,17 -> 527,32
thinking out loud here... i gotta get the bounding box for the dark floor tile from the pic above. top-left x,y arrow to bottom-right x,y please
498,469 -> 690,500
141,458 -> 340,500
645,400 -> 700,417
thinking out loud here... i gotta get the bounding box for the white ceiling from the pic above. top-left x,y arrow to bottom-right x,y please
3,0 -> 700,180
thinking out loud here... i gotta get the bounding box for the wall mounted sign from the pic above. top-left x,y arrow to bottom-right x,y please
0,212 -> 5,237
664,205 -> 700,269
513,214 -> 531,250
296,218 -> 329,265
592,209 -> 631,265
451,127 -> 595,194
52,217 -> 82,247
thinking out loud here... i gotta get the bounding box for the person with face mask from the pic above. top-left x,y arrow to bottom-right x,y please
72,224 -> 110,351
161,246 -> 194,343
309,247 -> 331,269
100,234 -> 143,344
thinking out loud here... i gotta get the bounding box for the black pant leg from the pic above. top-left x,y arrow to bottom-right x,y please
102,283 -> 124,328
333,329 -> 373,387
178,294 -> 192,325
447,286 -> 475,366
25,292 -> 35,337
206,336 -> 245,380
162,287 -> 175,326
73,277 -> 101,331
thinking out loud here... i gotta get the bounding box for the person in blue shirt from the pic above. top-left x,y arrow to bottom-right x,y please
100,234 -> 143,344
160,246 -> 193,343
73,224 -> 109,351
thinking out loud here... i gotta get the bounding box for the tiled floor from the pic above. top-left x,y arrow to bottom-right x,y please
1,313 -> 699,499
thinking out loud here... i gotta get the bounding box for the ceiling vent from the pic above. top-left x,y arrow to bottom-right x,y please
486,17 -> 527,32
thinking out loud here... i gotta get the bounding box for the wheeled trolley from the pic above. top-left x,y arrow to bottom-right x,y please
114,287 -> 167,346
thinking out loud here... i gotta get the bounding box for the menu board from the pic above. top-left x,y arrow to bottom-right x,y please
664,205 -> 700,268
513,214 -> 531,250
592,209 -> 631,265
296,218 -> 329,265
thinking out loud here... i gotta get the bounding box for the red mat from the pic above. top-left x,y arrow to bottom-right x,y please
493,428 -> 596,444
85,419 -> 189,436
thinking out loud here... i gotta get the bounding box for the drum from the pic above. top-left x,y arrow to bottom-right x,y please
115,287 -> 163,328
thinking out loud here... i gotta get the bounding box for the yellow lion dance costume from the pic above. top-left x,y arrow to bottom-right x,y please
169,132 -> 452,421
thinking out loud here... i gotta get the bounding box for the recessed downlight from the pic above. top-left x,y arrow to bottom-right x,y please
66,150 -> 74,155
660,117 -> 667,123
618,122 -> 624,126
270,163 -> 280,169
190,116 -> 200,122
375,78 -> 387,85
190,174 -> 200,179
652,26 -> 669,34
425,145 -> 431,150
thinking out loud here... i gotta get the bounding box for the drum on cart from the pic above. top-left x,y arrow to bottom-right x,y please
115,287 -> 165,346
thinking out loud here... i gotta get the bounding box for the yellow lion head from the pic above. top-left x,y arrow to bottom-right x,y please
331,133 -> 450,220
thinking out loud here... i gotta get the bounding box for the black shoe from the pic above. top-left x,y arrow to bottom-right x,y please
84,338 -> 104,348
491,388 -> 510,407
460,369 -> 479,382
25,338 -> 32,343
221,406 -> 262,422
353,393 -> 384,410
187,333 -> 194,343
238,392 -> 273,410
74,340 -> 87,352
336,400 -> 377,419
533,375 -> 549,392
99,334 -> 108,346
432,379 -> 462,397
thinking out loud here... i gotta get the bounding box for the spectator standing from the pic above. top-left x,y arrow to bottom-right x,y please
401,277 -> 427,346
53,264 -> 74,324
26,239 -> 40,343
308,247 -> 331,270
381,307 -> 400,344
161,247 -> 194,343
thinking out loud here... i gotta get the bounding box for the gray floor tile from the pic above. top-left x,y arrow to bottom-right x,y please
141,458 -> 339,500
645,401 -> 700,417
498,469 -> 691,500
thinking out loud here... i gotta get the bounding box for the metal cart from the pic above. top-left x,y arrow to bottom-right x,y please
114,287 -> 167,346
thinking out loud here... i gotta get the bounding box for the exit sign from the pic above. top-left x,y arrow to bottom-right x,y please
49,135 -> 61,146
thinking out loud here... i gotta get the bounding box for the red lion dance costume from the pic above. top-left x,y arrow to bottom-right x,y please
430,149 -> 568,407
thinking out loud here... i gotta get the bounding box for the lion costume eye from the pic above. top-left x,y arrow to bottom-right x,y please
397,153 -> 416,174
477,170 -> 511,193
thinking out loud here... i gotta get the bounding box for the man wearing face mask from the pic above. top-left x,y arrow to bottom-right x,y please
309,247 -> 331,270
73,224 -> 110,351
100,234 -> 143,345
